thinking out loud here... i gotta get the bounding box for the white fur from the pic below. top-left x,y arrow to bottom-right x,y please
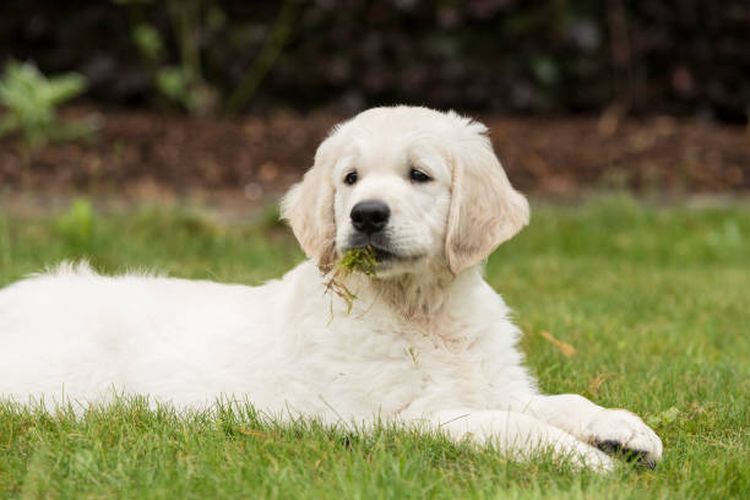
0,106 -> 661,471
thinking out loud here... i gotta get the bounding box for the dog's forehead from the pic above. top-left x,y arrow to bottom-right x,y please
325,107 -> 467,180
345,136 -> 448,180
341,122 -> 452,169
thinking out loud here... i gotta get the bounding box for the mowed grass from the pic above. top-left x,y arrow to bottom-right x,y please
0,195 -> 748,498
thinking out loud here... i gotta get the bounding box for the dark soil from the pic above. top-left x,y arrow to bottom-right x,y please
1,106 -> 748,200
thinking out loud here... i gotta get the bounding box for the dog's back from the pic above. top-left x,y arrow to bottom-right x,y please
0,262 -> 285,407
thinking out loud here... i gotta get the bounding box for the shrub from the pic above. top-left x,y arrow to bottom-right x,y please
0,61 -> 94,150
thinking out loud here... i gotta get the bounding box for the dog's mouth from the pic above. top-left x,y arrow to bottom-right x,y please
342,244 -> 421,266
342,244 -> 396,263
341,235 -> 424,273
368,246 -> 397,262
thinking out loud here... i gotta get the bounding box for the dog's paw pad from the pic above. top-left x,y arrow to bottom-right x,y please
595,439 -> 657,469
585,409 -> 663,469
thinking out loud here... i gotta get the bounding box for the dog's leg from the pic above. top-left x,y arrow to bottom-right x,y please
422,409 -> 614,471
517,394 -> 663,468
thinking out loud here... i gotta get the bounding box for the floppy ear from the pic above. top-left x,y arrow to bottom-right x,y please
445,127 -> 530,275
281,139 -> 338,272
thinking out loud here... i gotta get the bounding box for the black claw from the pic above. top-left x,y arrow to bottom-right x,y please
596,440 -> 656,469
641,458 -> 657,470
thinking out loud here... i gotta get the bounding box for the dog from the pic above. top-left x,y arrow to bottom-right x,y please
0,106 -> 661,471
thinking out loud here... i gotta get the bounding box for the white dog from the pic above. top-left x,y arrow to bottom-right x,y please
0,106 -> 661,471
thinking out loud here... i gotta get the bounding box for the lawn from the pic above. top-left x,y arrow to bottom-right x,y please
0,195 -> 748,498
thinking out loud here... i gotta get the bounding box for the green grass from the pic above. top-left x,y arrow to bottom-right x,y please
1,195 -> 749,498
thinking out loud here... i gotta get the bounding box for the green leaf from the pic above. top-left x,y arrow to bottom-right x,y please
647,406 -> 681,428
156,66 -> 193,107
133,23 -> 165,62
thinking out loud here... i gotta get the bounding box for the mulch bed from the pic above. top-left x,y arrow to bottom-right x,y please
1,106 -> 748,201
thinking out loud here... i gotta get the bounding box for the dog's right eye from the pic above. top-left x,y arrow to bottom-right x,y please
344,171 -> 358,185
409,168 -> 432,183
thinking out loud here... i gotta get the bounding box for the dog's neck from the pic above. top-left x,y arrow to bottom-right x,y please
333,262 -> 483,332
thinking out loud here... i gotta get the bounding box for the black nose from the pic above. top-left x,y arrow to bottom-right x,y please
350,200 -> 390,234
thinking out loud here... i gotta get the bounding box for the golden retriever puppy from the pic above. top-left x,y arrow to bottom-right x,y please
0,106 -> 662,471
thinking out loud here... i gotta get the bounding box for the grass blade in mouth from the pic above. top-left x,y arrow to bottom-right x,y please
338,246 -> 378,276
325,246 -> 378,315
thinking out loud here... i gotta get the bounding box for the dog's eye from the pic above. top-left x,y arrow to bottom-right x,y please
344,171 -> 358,185
409,168 -> 432,183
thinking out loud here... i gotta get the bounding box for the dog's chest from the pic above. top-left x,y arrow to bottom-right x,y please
290,308 -> 493,417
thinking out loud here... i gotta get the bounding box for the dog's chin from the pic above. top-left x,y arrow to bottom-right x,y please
372,252 -> 424,277
373,259 -> 425,279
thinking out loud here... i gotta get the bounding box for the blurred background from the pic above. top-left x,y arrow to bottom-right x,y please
0,0 -> 748,204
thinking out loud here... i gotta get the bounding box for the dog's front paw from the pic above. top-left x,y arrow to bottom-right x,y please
584,409 -> 663,469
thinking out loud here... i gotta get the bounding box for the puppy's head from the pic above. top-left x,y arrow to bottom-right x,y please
281,106 -> 529,277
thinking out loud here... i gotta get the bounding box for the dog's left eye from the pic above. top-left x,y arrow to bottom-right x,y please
343,171 -> 358,185
409,168 -> 432,183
